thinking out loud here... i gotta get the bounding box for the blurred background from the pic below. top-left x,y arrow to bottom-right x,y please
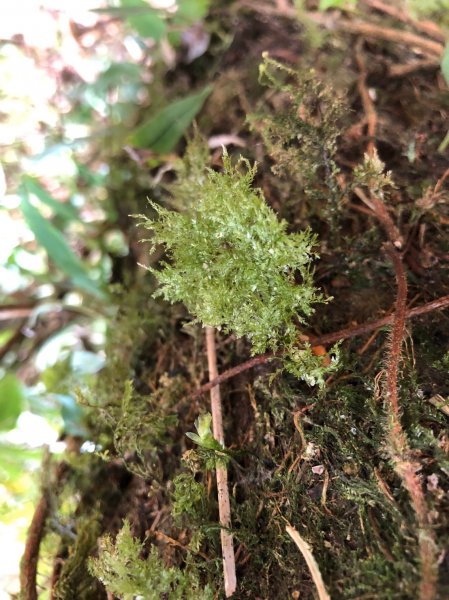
0,1 -> 211,595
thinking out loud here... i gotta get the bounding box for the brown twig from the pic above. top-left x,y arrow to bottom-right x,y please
193,293 -> 449,397
353,63 -> 438,591
388,58 -> 440,78
20,461 -> 68,600
239,1 -> 445,57
205,326 -> 237,597
361,0 -> 447,43
340,20 -> 444,57
354,40 -> 377,157
354,187 -> 404,248
20,495 -> 50,600
383,245 -> 407,426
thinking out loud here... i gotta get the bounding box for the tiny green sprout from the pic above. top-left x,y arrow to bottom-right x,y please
186,413 -> 222,450
353,150 -> 395,193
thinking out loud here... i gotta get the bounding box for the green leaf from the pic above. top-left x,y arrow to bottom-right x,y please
441,41 -> 449,86
19,186 -> 104,298
23,176 -> 80,222
54,394 -> 87,438
186,413 -> 222,450
129,86 -> 212,152
319,0 -> 355,9
120,0 -> 166,40
0,374 -> 24,431
175,0 -> 210,23
0,442 -> 41,483
93,1 -> 166,39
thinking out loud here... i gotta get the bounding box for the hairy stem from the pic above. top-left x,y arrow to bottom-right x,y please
205,326 -> 237,597
384,245 -> 437,599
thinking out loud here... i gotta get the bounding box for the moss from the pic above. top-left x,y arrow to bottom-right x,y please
139,151 -> 322,356
249,54 -> 346,215
89,520 -> 215,600
34,23 -> 449,599
53,513 -> 103,600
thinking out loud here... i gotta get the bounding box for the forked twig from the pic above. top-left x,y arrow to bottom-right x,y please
205,326 -> 237,597
361,0 -> 447,43
193,293 -> 449,397
340,20 -> 444,57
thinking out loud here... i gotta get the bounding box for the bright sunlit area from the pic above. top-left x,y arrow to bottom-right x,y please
0,1 -> 167,596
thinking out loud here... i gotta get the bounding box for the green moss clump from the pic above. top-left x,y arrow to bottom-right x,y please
111,379 -> 179,479
138,150 -> 324,365
53,514 -> 102,600
89,520 -> 214,600
251,54 -> 345,208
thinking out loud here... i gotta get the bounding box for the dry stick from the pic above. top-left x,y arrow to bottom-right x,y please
239,2 -> 444,57
286,525 -> 331,600
205,326 -> 237,597
354,187 -> 404,248
354,39 -> 377,158
20,461 -> 68,600
384,246 -> 438,600
193,293 -> 449,398
340,20 -> 444,57
388,58 -> 440,78
361,0 -> 447,43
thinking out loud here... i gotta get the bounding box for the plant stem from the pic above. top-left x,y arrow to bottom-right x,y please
193,293 -> 449,398
20,495 -> 50,600
205,326 -> 237,597
20,461 -> 68,600
286,525 -> 330,600
384,245 -> 437,600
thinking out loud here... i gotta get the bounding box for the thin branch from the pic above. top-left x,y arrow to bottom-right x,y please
340,20 -> 444,57
388,59 -> 440,78
193,294 -> 449,397
354,40 -> 377,157
21,461 -> 68,600
384,245 -> 407,424
286,525 -> 331,600
238,3 -> 444,57
361,0 -> 447,43
20,495 -> 50,600
205,326 -> 237,597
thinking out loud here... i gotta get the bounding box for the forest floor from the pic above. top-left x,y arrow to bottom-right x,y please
21,2 -> 449,599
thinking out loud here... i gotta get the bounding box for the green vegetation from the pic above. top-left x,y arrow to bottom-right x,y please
89,521 -> 214,600
2,1 -> 449,599
137,142 -> 336,384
